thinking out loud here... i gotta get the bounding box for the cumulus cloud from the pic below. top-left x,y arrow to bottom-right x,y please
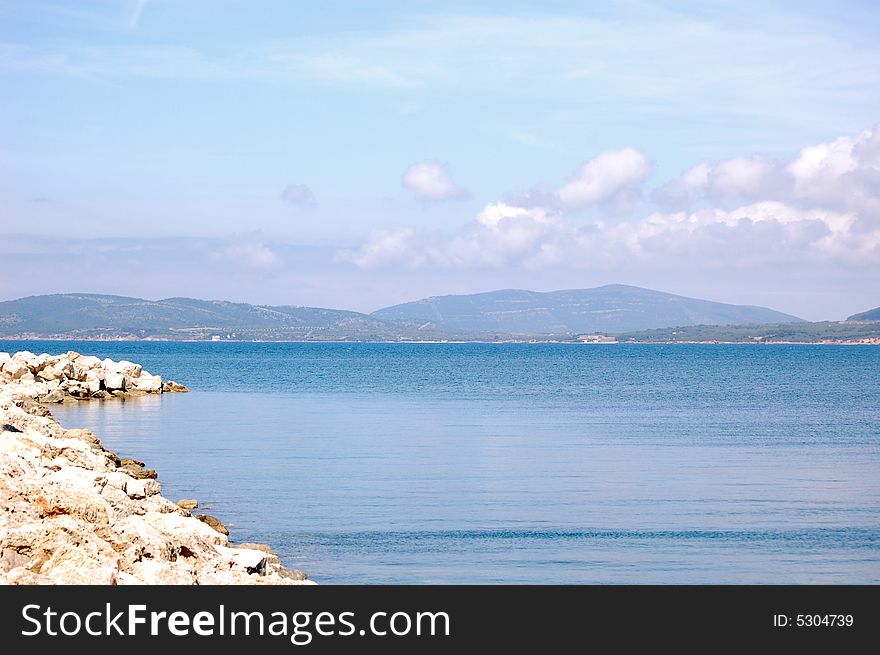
338,203 -> 571,270
342,199 -> 877,272
223,243 -> 280,269
787,124 -> 880,221
336,228 -> 422,269
212,234 -> 282,270
709,156 -> 787,200
401,161 -> 468,201
445,203 -> 568,268
657,123 -> 880,219
556,147 -> 651,210
341,125 -> 880,273
280,183 -> 315,204
652,162 -> 711,208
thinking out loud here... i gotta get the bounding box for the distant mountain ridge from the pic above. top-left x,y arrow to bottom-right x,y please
371,284 -> 804,334
0,293 -> 435,341
0,286 -> 804,340
847,306 -> 880,321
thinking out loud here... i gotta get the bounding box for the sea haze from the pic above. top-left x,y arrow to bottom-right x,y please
10,341 -> 878,584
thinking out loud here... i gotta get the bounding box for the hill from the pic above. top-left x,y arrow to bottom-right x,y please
372,284 -> 803,334
847,306 -> 880,321
0,293 -> 490,341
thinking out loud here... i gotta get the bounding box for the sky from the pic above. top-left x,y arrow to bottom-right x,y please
1,0 -> 878,320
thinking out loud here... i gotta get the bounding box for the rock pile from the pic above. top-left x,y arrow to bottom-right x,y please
0,352 -> 311,585
0,350 -> 188,403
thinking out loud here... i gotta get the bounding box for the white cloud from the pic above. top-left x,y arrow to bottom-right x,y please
339,203 -> 568,270
336,228 -> 422,269
475,202 -> 551,228
556,148 -> 651,210
218,243 -> 280,269
787,124 -> 880,220
401,161 -> 468,201
342,125 -> 880,273
212,235 -> 282,270
657,124 -> 880,218
449,203 -> 567,268
280,184 -> 314,204
709,156 -> 784,199
652,162 -> 711,207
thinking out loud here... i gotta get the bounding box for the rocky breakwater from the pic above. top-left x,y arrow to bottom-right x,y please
0,350 -> 311,585
0,350 -> 189,405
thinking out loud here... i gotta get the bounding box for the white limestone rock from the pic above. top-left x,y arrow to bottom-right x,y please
1,354 -> 306,586
2,360 -> 29,379
102,371 -> 126,391
132,373 -> 163,393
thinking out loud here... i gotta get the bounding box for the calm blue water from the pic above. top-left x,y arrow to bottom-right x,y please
5,341 -> 879,583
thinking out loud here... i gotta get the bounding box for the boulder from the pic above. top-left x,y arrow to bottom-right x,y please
122,559 -> 197,585
65,383 -> 90,399
72,356 -> 102,381
142,511 -> 229,549
36,366 -> 61,382
163,380 -> 190,393
2,360 -> 29,379
14,398 -> 53,417
3,568 -> 55,585
22,381 -> 49,399
132,373 -> 162,393
75,355 -> 102,370
116,361 -> 142,378
215,545 -> 268,575
124,477 -> 161,499
102,371 -> 126,391
32,353 -> 51,372
195,514 -> 230,536
1,547 -> 31,572
123,466 -> 158,480
28,489 -> 111,525
279,568 -> 310,581
42,389 -> 64,404
83,373 -> 102,395
40,543 -> 119,585
63,428 -> 101,448
52,358 -> 74,378
176,499 -> 199,510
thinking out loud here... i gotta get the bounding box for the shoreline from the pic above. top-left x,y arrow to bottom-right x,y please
0,350 -> 313,585
1,337 -> 878,345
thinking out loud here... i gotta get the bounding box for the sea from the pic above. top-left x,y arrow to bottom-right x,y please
5,341 -> 879,584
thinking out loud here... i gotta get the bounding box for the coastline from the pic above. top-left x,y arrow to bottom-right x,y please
0,350 -> 312,585
1,337 -> 878,345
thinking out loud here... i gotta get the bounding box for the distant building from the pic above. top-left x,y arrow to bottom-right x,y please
211,335 -> 221,342
577,334 -> 618,344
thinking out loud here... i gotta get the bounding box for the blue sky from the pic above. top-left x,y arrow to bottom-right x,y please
2,0 -> 878,318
